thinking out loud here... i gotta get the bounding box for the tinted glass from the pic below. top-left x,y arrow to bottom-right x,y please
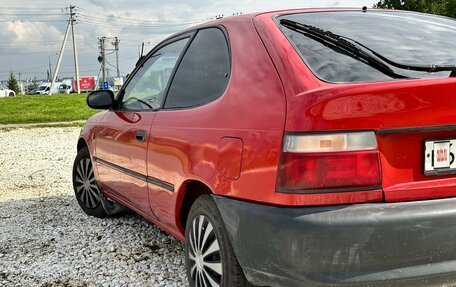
164,28 -> 230,109
279,11 -> 456,82
122,38 -> 188,110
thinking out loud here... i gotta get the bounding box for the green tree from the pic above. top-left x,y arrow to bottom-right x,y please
6,71 -> 20,94
28,77 -> 39,94
374,0 -> 456,18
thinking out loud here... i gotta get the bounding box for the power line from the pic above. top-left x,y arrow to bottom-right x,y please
0,13 -> 67,16
0,7 -> 63,10
0,45 -> 98,53
0,42 -> 97,48
104,57 -> 117,70
75,15 -> 200,25
76,19 -> 194,29
0,19 -> 67,22
75,6 -> 205,24
0,6 -> 211,80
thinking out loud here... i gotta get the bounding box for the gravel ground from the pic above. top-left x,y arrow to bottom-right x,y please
0,127 -> 188,287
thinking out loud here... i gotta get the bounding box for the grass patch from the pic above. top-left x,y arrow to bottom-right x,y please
0,93 -> 100,124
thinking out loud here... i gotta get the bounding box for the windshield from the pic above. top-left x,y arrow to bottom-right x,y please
278,10 -> 456,83
38,86 -> 47,91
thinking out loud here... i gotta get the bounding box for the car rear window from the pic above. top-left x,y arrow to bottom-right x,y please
278,11 -> 456,83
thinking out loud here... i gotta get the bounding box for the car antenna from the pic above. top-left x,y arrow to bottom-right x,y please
362,6 -> 367,13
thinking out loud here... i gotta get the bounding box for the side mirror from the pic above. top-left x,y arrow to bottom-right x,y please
87,90 -> 114,109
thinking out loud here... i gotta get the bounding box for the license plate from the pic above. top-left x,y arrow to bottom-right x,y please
424,140 -> 456,175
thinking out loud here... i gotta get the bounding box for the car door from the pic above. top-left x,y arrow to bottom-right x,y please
94,36 -> 190,216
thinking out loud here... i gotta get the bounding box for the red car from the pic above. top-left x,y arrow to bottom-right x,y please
73,7 -> 456,287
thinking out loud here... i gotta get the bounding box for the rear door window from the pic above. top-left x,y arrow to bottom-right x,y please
164,28 -> 230,109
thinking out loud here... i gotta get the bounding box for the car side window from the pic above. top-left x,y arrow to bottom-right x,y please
121,38 -> 188,111
164,28 -> 230,109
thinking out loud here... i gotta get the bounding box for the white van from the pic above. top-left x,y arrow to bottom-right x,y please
35,82 -> 61,95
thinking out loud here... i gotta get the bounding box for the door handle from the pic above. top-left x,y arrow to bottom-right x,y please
135,129 -> 147,142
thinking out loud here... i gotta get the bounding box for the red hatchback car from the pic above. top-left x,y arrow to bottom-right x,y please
73,7 -> 456,287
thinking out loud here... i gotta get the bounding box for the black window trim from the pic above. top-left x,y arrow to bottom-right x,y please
161,25 -> 232,111
113,31 -> 196,112
113,24 -> 231,112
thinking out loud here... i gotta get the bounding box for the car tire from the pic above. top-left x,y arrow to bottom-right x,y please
72,147 -> 125,218
8,92 -> 14,97
185,194 -> 252,287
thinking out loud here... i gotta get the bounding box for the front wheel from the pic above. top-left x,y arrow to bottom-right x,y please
185,195 -> 252,287
72,147 -> 125,218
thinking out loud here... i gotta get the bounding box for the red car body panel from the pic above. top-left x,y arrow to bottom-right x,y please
95,111 -> 157,216
78,8 -> 456,242
146,16 -> 286,233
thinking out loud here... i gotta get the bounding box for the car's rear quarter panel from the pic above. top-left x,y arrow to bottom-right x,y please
146,17 -> 286,230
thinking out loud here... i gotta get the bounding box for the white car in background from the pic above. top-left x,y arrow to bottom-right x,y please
0,88 -> 16,97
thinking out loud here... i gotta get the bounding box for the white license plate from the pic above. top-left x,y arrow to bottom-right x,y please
424,140 -> 456,175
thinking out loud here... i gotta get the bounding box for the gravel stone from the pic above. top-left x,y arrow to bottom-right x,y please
0,127 -> 188,287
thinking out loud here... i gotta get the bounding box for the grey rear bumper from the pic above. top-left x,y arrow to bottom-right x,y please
213,195 -> 456,286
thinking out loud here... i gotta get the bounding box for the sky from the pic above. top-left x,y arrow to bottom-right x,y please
0,0 -> 378,82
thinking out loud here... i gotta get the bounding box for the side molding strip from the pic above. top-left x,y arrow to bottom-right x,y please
93,157 -> 174,192
147,177 -> 174,192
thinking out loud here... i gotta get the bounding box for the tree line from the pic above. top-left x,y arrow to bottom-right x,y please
374,0 -> 456,18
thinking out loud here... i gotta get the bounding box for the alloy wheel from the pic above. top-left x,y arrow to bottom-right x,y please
74,158 -> 100,209
188,215 -> 223,287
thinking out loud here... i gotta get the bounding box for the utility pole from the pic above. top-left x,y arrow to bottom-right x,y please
48,56 -> 52,82
113,37 -> 120,78
98,37 -> 107,88
48,53 -> 57,82
50,18 -> 71,95
18,72 -> 22,94
70,5 -> 80,94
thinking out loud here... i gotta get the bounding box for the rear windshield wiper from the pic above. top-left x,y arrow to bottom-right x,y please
280,19 -> 456,78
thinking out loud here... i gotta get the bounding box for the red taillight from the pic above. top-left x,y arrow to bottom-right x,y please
277,132 -> 381,193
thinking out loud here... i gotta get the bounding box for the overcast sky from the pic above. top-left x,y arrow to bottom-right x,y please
0,0 -> 377,81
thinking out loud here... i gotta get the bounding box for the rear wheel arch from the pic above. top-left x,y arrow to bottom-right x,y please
177,180 -> 214,235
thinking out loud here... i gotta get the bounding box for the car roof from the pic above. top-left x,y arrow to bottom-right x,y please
152,7 -> 418,56
171,7 -> 403,36
197,7 -> 395,24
